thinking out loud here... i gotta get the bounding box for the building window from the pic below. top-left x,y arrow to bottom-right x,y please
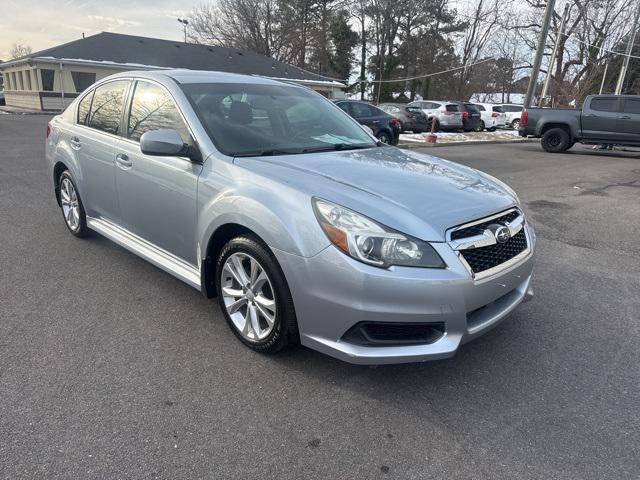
71,72 -> 96,93
41,69 -> 55,91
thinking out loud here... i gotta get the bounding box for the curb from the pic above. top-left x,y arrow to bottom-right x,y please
398,138 -> 538,149
0,107 -> 55,116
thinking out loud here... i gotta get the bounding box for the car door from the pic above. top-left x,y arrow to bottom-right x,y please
114,79 -> 202,265
616,97 -> 640,144
581,96 -> 623,142
74,80 -> 131,221
349,102 -> 380,134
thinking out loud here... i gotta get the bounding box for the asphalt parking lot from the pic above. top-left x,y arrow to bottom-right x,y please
1,114 -> 639,479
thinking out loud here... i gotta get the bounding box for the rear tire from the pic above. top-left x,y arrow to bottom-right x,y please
512,119 -> 520,130
376,131 -> 392,144
215,235 -> 298,354
58,170 -> 89,238
541,127 -> 571,153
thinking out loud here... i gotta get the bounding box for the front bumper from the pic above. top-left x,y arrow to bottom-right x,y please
273,225 -> 535,364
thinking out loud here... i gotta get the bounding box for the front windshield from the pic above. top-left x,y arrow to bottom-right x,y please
181,82 -> 377,156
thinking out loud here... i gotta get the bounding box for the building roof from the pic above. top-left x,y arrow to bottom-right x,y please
1,32 -> 343,87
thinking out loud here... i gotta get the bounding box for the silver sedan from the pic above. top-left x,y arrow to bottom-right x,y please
46,70 -> 534,364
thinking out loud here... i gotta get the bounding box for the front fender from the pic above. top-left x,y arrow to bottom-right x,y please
196,159 -> 330,259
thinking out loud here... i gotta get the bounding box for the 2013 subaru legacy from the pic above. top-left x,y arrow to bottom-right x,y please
46,70 -> 535,364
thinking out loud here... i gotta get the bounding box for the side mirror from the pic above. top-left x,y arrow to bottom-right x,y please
140,129 -> 188,157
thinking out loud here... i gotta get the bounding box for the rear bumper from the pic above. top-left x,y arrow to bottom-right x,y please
273,224 -> 536,364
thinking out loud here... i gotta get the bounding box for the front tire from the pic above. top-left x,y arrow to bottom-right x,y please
215,235 -> 298,353
58,170 -> 89,237
541,127 -> 571,153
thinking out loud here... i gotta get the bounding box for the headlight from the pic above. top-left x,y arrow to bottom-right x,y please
312,198 -> 445,269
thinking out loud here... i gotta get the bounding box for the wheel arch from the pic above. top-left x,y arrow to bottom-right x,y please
53,161 -> 69,206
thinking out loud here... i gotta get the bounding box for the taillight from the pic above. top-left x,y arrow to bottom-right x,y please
46,124 -> 52,138
521,111 -> 528,126
491,112 -> 498,117
389,117 -> 400,126
462,111 -> 469,119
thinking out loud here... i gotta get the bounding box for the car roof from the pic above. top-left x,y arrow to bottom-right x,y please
103,69 -> 307,88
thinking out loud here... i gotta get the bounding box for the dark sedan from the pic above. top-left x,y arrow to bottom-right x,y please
451,102 -> 482,132
334,100 -> 400,145
378,103 -> 429,133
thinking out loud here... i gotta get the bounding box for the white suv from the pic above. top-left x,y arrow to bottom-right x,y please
408,100 -> 463,131
474,104 -> 507,131
501,104 -> 524,129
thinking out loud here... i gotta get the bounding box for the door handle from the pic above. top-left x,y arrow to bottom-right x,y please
583,113 -> 596,117
70,137 -> 81,150
115,153 -> 132,168
618,115 -> 631,119
372,120 -> 380,124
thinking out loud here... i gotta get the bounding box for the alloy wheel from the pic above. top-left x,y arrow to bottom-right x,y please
220,253 -> 277,342
60,177 -> 80,232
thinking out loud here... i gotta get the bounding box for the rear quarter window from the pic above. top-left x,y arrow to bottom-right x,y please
589,97 -> 619,112
445,104 -> 459,112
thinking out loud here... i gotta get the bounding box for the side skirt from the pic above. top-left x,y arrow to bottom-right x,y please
86,216 -> 201,290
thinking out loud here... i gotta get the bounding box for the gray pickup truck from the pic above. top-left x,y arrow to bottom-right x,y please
519,94 -> 640,152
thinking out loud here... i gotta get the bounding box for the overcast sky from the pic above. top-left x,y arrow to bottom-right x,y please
0,0 -> 202,60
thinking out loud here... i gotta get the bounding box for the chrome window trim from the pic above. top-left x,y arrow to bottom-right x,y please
446,207 -> 532,282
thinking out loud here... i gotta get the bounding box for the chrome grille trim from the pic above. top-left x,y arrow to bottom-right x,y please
446,208 -> 532,282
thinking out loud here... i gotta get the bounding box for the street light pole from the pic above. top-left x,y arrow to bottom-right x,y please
523,0 -> 557,109
540,3 -> 570,106
177,18 -> 189,43
614,1 -> 640,95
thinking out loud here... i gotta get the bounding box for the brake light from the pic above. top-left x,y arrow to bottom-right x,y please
46,124 -> 51,138
389,117 -> 400,126
462,111 -> 469,119
521,111 -> 528,126
491,112 -> 498,117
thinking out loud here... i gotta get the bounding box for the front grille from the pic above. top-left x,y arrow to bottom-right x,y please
460,230 -> 527,273
451,210 -> 520,240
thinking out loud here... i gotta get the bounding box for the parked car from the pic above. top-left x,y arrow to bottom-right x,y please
334,100 -> 400,145
473,103 -> 507,131
452,102 -> 483,132
519,94 -> 640,153
46,70 -> 535,365
408,100 -> 464,131
378,103 -> 428,133
501,104 -> 524,129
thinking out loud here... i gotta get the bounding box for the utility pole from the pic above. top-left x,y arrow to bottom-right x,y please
599,62 -> 609,94
540,3 -> 570,106
177,18 -> 189,43
523,0 -> 557,109
615,1 -> 640,94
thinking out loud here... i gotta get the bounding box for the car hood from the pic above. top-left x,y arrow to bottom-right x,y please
234,146 -> 518,241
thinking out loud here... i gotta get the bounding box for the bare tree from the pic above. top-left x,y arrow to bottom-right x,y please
10,44 -> 32,60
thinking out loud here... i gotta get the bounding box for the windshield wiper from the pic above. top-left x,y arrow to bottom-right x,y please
233,149 -> 300,157
302,143 -> 375,153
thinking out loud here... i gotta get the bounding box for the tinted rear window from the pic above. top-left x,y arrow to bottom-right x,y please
590,97 -> 619,112
88,80 -> 129,135
446,105 -> 459,112
492,106 -> 504,113
407,106 -> 423,114
623,98 -> 640,114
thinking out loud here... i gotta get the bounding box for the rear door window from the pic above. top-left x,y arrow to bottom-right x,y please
88,80 -> 130,135
350,102 -> 374,118
622,98 -> 640,114
127,80 -> 191,143
590,97 -> 619,112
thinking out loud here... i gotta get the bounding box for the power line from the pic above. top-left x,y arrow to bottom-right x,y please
561,31 -> 640,60
354,57 -> 495,84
